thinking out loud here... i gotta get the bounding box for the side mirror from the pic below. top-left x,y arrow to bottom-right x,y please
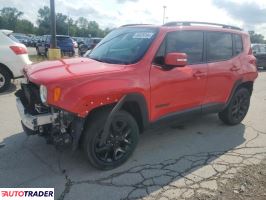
165,52 -> 188,67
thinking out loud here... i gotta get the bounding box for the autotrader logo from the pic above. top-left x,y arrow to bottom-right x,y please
0,188 -> 54,200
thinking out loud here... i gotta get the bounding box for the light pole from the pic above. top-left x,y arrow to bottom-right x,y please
67,13 -> 70,36
48,0 -> 61,59
50,0 -> 56,48
163,6 -> 167,24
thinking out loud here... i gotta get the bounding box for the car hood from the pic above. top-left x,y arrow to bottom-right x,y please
25,57 -> 125,85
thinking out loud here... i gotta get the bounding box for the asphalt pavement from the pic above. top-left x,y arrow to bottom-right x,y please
0,71 -> 266,200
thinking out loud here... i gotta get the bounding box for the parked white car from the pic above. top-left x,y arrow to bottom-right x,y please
0,30 -> 32,92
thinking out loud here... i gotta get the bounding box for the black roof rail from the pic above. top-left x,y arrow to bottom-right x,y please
120,24 -> 152,27
163,21 -> 242,31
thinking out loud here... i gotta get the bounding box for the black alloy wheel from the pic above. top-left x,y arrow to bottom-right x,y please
83,109 -> 139,170
219,88 -> 250,125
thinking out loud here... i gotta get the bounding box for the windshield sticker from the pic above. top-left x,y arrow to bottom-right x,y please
133,32 -> 154,39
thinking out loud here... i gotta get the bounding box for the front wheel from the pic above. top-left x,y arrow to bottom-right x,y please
0,67 -> 11,93
82,109 -> 139,170
219,88 -> 250,125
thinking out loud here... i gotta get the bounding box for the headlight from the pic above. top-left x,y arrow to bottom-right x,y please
40,85 -> 47,103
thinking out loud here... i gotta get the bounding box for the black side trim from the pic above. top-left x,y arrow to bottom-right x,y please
152,102 -> 225,127
202,103 -> 225,114
100,93 -> 149,145
120,93 -> 150,129
153,106 -> 202,126
224,79 -> 242,109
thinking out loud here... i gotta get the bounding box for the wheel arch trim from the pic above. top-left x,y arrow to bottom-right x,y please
99,93 -> 149,145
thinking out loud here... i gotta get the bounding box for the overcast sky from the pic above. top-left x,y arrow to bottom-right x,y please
0,0 -> 266,36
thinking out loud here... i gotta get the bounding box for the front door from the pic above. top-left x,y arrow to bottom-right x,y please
150,30 -> 208,121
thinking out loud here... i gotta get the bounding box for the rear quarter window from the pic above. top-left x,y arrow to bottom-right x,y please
234,34 -> 243,55
207,32 -> 233,62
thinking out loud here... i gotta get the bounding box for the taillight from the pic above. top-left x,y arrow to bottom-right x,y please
249,59 -> 256,66
10,46 -> 27,55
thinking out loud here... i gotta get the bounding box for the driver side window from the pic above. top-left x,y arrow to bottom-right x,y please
154,31 -> 204,65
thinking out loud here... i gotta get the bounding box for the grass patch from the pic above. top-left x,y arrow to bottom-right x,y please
29,55 -> 47,63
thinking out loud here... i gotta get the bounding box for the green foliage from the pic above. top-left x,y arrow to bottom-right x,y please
0,6 -> 111,38
249,31 -> 266,44
37,6 -> 50,35
0,7 -> 23,31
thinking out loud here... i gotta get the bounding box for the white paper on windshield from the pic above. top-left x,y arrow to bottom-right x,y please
133,32 -> 154,39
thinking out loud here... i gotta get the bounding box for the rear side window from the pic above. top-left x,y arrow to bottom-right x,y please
166,31 -> 204,64
234,34 -> 243,55
8,34 -> 19,43
207,32 -> 233,62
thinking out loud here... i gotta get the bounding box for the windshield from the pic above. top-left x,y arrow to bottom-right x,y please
88,27 -> 158,64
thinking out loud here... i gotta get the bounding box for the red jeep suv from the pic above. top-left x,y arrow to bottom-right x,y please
16,22 -> 258,170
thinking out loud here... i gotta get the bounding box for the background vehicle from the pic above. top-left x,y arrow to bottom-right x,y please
12,33 -> 30,47
252,43 -> 266,69
0,29 -> 31,92
78,37 -> 102,56
16,22 -> 257,170
71,38 -> 78,48
36,35 -> 75,57
28,36 -> 39,47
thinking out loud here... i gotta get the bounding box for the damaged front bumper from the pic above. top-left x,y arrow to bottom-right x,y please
16,98 -> 58,131
15,83 -> 85,149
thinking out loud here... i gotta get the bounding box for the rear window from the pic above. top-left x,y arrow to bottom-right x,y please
56,36 -> 72,43
207,32 -> 233,62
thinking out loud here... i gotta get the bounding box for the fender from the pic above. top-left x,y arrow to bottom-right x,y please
99,93 -> 149,145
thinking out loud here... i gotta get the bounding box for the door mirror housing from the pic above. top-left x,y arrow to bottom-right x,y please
165,52 -> 188,67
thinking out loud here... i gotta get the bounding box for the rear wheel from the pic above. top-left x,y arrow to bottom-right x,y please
219,88 -> 250,125
36,47 -> 41,56
0,67 -> 11,93
82,109 -> 139,170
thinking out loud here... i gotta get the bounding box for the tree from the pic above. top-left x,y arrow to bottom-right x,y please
249,31 -> 266,44
0,6 -> 112,37
37,6 -> 50,35
15,19 -> 36,34
0,7 -> 23,30
56,13 -> 68,35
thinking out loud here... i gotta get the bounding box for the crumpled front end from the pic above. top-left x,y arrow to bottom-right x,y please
15,82 -> 84,149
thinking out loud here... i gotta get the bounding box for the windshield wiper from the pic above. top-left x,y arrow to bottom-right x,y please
101,58 -> 130,65
90,57 -> 130,65
90,57 -> 104,63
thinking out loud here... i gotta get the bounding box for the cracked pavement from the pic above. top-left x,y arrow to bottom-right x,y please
0,71 -> 266,200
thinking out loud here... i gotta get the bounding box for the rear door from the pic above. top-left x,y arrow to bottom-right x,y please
150,30 -> 208,121
204,32 -> 242,105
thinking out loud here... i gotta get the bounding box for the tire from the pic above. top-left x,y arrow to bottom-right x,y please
82,109 -> 139,170
0,67 -> 11,93
44,50 -> 48,58
219,88 -> 250,125
36,47 -> 41,56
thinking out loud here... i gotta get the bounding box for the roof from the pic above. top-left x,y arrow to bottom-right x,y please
0,29 -> 13,35
120,21 -> 245,34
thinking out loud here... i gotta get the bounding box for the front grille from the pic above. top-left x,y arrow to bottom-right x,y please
15,82 -> 47,115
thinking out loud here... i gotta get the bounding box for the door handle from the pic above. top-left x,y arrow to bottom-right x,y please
230,65 -> 241,71
193,71 -> 207,78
